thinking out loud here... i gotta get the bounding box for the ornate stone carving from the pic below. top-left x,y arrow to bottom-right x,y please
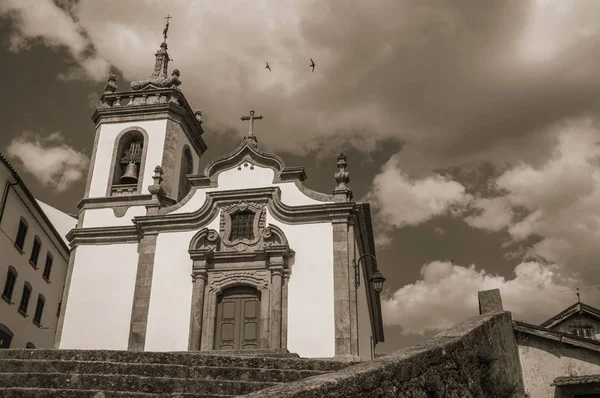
132,69 -> 181,91
208,270 -> 269,293
334,152 -> 350,190
219,200 -> 266,252
148,166 -> 164,197
104,74 -> 118,93
190,228 -> 220,252
195,109 -> 203,125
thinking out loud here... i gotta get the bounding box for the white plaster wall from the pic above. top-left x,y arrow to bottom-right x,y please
266,210 -> 335,358
172,164 -> 330,215
357,264 -> 373,360
59,244 -> 139,350
144,217 -> 217,351
518,338 -> 600,397
82,207 -> 147,228
87,120 -> 167,198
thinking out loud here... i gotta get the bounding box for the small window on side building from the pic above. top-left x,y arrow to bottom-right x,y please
29,236 -> 41,268
42,253 -> 53,281
33,294 -> 45,326
2,266 -> 17,301
18,282 -> 32,316
14,218 -> 28,252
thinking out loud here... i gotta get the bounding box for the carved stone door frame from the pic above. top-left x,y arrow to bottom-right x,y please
187,201 -> 294,352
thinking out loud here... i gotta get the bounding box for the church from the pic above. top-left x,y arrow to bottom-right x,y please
55,31 -> 385,361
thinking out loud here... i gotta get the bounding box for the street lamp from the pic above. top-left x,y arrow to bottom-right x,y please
353,254 -> 386,293
370,271 -> 386,293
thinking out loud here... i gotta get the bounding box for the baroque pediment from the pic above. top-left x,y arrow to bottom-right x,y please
196,137 -> 307,187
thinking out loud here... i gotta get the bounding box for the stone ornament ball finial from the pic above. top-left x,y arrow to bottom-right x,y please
334,152 -> 350,190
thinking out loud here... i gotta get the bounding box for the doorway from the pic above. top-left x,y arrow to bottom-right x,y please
215,286 -> 260,350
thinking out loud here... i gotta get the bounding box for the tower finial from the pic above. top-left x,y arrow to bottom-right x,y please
577,287 -> 581,303
163,15 -> 171,44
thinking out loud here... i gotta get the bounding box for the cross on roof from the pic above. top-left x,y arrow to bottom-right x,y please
163,15 -> 171,43
240,110 -> 263,137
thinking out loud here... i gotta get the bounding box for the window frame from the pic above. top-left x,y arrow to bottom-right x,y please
18,282 -> 32,316
14,218 -> 28,253
33,294 -> 45,327
42,252 -> 53,282
29,236 -> 42,268
1,266 -> 18,302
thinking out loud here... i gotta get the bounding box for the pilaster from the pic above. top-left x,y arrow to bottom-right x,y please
332,217 -> 354,360
268,264 -> 284,350
128,232 -> 158,351
188,265 -> 208,350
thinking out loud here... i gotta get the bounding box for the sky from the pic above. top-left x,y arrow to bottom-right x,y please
2,0 -> 600,353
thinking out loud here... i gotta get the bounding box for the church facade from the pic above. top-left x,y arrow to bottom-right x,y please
55,37 -> 384,360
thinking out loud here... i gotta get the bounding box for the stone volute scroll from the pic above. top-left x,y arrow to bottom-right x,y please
333,152 -> 353,202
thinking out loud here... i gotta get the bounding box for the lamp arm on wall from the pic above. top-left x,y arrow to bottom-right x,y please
353,254 -> 378,288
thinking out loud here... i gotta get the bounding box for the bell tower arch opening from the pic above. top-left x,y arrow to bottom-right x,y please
107,128 -> 149,196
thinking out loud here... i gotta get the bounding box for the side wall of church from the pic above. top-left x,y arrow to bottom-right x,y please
267,211 -> 335,358
87,120 -> 167,198
354,227 -> 374,360
59,244 -> 140,350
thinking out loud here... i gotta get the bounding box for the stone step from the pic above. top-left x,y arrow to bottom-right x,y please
0,372 -> 278,396
0,350 -> 353,372
0,359 -> 328,383
0,388 -> 232,398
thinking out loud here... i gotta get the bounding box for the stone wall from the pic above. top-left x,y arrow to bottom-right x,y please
241,311 -> 525,398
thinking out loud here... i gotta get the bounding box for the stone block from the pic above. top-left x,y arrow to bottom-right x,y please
478,289 -> 504,314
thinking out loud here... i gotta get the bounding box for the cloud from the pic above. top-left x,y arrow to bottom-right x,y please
382,260 -> 575,335
0,0 -> 109,81
464,197 -> 513,232
367,155 -> 471,233
6,132 -> 90,192
3,0 -> 600,170
464,117 -> 600,281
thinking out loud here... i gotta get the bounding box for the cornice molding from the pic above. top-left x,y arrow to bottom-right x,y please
132,186 -> 355,235
78,194 -> 154,210
67,225 -> 140,247
92,90 -> 207,154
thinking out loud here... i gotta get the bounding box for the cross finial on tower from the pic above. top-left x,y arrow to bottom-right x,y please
163,15 -> 171,43
577,287 -> 581,303
240,110 -> 264,137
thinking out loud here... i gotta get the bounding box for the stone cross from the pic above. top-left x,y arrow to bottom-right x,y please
240,110 -> 263,137
163,15 -> 171,42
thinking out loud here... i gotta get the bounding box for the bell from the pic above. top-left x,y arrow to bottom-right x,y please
120,162 -> 139,184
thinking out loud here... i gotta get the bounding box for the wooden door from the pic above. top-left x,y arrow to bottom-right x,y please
215,286 -> 260,350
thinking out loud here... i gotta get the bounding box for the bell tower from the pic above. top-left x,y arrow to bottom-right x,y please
80,18 -> 206,224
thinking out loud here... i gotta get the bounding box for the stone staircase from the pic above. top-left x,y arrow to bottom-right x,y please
0,349 -> 354,397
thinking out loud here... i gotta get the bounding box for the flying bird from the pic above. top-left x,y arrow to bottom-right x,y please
265,61 -> 271,72
310,58 -> 315,72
